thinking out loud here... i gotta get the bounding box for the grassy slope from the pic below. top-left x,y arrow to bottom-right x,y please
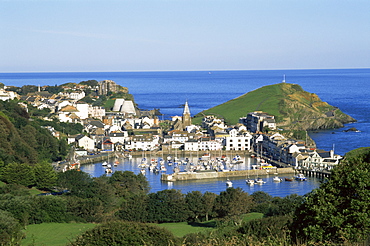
156,221 -> 215,238
21,213 -> 264,245
21,223 -> 97,246
157,213 -> 263,237
193,83 -> 287,125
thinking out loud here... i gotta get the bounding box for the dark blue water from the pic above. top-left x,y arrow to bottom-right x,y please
1,69 -> 369,196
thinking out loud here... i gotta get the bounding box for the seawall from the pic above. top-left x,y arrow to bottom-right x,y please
161,167 -> 296,181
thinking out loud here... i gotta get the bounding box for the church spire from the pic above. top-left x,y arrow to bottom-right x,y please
182,100 -> 191,128
183,100 -> 190,115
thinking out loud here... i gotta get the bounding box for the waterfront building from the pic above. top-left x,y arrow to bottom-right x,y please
198,137 -> 223,151
240,111 -> 276,133
125,135 -> 159,151
184,139 -> 199,151
301,149 -> 342,169
225,130 -> 253,151
75,135 -> 95,151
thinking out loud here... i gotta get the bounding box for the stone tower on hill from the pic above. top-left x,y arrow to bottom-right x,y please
182,100 -> 191,128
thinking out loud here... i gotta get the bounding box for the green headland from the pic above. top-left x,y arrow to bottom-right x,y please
193,82 -> 355,131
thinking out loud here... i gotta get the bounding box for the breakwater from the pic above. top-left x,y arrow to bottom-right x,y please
161,167 -> 295,181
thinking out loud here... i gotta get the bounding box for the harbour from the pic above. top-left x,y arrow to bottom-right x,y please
79,154 -> 323,196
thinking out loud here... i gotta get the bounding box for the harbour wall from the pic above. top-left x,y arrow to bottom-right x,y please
161,167 -> 296,181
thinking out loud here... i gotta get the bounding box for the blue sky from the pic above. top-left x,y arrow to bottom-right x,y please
1,0 -> 370,72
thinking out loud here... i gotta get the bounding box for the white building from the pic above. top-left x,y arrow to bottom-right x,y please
184,139 -> 199,151
125,135 -> 159,151
76,135 -> 95,151
88,106 -> 105,119
198,138 -> 223,151
75,102 -> 89,119
0,89 -> 18,101
112,98 -> 136,115
225,132 -> 253,151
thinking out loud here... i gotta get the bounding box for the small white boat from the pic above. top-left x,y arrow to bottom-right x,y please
255,178 -> 266,185
295,173 -> 307,181
273,176 -> 283,182
102,161 -> 108,166
246,179 -> 255,185
105,168 -> 112,173
226,179 -> 233,188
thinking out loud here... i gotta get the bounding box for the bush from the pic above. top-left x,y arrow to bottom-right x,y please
70,220 -> 178,246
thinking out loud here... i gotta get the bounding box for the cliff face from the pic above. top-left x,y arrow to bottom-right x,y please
276,84 -> 356,130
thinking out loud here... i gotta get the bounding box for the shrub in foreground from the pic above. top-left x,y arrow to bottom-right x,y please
70,220 -> 178,246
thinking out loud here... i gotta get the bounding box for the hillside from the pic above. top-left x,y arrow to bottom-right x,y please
193,83 -> 356,130
0,100 -> 70,165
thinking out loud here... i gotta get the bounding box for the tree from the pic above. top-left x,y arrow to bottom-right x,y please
116,193 -> 149,222
185,191 -> 205,221
0,162 -> 35,187
214,187 -> 254,219
33,161 -> 58,190
147,189 -> 189,223
57,170 -> 95,198
203,191 -> 217,221
109,171 -> 150,196
250,191 -> 273,214
185,190 -> 217,222
265,194 -> 303,217
291,147 -> 370,245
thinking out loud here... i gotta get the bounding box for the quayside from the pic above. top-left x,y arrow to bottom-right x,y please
161,167 -> 295,181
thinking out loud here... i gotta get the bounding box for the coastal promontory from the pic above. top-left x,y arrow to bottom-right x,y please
193,83 -> 356,131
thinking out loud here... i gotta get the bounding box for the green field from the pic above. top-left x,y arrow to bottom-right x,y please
157,213 -> 263,237
156,221 -> 216,237
21,223 -> 97,246
21,213 -> 263,245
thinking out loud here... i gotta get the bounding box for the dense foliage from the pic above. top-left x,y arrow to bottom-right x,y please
291,147 -> 370,245
0,100 -> 69,164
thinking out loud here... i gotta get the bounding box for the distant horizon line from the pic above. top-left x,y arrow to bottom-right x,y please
1,67 -> 369,74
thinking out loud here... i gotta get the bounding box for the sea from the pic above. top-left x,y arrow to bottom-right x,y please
1,69 -> 369,196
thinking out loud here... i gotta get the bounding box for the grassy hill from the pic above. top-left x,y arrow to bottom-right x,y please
193,83 -> 355,130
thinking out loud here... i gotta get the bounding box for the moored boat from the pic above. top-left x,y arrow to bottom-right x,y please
295,173 -> 307,181
273,176 -> 283,182
255,178 -> 266,185
226,179 -> 233,187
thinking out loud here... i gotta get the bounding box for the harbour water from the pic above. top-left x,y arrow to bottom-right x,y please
79,155 -> 322,196
1,68 -> 369,196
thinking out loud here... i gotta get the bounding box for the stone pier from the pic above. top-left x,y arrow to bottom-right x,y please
161,167 -> 295,181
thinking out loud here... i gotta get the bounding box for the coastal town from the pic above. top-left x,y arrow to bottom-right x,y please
0,79 -> 342,176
